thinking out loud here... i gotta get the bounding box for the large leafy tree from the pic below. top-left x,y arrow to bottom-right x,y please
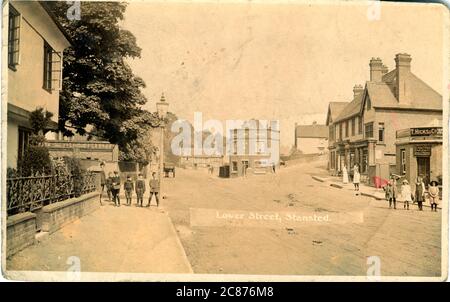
46,1 -> 150,158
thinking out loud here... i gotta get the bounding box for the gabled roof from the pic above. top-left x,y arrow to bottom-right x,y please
325,102 -> 348,125
363,72 -> 442,111
335,92 -> 364,122
295,124 -> 328,139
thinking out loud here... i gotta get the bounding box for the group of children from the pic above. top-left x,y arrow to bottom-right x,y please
99,165 -> 161,208
384,176 -> 440,211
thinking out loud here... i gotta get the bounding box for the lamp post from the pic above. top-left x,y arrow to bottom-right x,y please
156,93 -> 169,185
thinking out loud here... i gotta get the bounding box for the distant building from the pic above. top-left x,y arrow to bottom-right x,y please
180,154 -> 224,169
326,54 -> 442,186
294,122 -> 328,155
6,1 -> 71,169
228,120 -> 280,177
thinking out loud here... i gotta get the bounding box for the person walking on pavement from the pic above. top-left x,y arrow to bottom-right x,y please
401,179 -> 412,210
147,172 -> 160,207
342,164 -> 349,184
112,171 -> 121,207
352,164 -> 360,193
428,180 -> 439,212
99,162 -> 106,206
386,179 -> 398,209
135,173 -> 146,207
414,176 -> 426,211
124,175 -> 134,206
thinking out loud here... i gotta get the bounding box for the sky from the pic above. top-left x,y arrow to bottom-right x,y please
121,0 -> 446,151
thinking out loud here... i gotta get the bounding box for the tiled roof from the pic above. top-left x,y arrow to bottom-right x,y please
326,102 -> 349,125
365,72 -> 442,110
335,92 -> 364,122
295,124 -> 328,138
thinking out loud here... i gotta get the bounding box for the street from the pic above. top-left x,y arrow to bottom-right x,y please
7,160 -> 441,277
163,160 -> 441,276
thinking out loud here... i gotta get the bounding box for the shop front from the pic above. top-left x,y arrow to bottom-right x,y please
395,127 -> 443,186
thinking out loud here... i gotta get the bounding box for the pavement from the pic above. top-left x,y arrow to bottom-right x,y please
6,200 -> 193,274
311,174 -> 441,209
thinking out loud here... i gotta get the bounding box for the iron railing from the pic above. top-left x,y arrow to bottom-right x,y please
7,172 -> 97,216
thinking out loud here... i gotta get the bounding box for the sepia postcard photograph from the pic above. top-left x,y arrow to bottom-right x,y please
0,0 -> 449,283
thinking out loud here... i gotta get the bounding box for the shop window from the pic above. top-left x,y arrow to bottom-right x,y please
378,123 -> 385,142
8,5 -> 21,69
400,149 -> 406,175
365,122 -> 374,138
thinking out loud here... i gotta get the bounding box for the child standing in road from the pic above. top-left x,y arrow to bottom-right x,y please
385,179 -> 398,209
148,172 -> 160,207
414,176 -> 425,211
401,180 -> 412,210
428,180 -> 439,212
124,175 -> 134,206
135,173 -> 146,207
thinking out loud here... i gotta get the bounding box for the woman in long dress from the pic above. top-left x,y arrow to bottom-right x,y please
342,165 -> 349,184
353,165 -> 360,192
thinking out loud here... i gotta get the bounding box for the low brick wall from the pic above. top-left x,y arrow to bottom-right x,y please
6,212 -> 37,258
39,192 -> 100,234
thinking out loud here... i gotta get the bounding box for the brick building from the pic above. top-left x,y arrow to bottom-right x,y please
228,120 -> 280,177
326,54 -> 442,186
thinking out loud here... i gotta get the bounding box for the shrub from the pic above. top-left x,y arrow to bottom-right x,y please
18,144 -> 52,176
63,156 -> 86,197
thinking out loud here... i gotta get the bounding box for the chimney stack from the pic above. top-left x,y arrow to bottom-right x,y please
353,84 -> 364,98
395,53 -> 412,103
369,57 -> 383,82
381,64 -> 389,75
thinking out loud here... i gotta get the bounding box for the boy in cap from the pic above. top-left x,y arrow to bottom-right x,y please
147,172 -> 160,207
135,173 -> 146,207
124,175 -> 134,206
112,171 -> 121,207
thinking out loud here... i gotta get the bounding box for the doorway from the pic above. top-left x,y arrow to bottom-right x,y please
242,160 -> 249,176
417,157 -> 430,186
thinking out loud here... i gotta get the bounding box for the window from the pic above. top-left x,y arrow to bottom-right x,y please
8,5 -> 21,69
365,122 -> 374,138
18,127 -> 31,164
43,42 -> 62,91
339,123 -> 343,140
345,121 -> 349,138
400,149 -> 406,175
378,123 -> 385,142
358,117 -> 363,134
351,118 -> 355,136
329,126 -> 335,141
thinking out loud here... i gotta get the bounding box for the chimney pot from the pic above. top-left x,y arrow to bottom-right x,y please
353,84 -> 364,98
369,57 -> 383,82
395,53 -> 412,103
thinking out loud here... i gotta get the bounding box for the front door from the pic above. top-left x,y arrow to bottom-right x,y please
417,157 -> 430,186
